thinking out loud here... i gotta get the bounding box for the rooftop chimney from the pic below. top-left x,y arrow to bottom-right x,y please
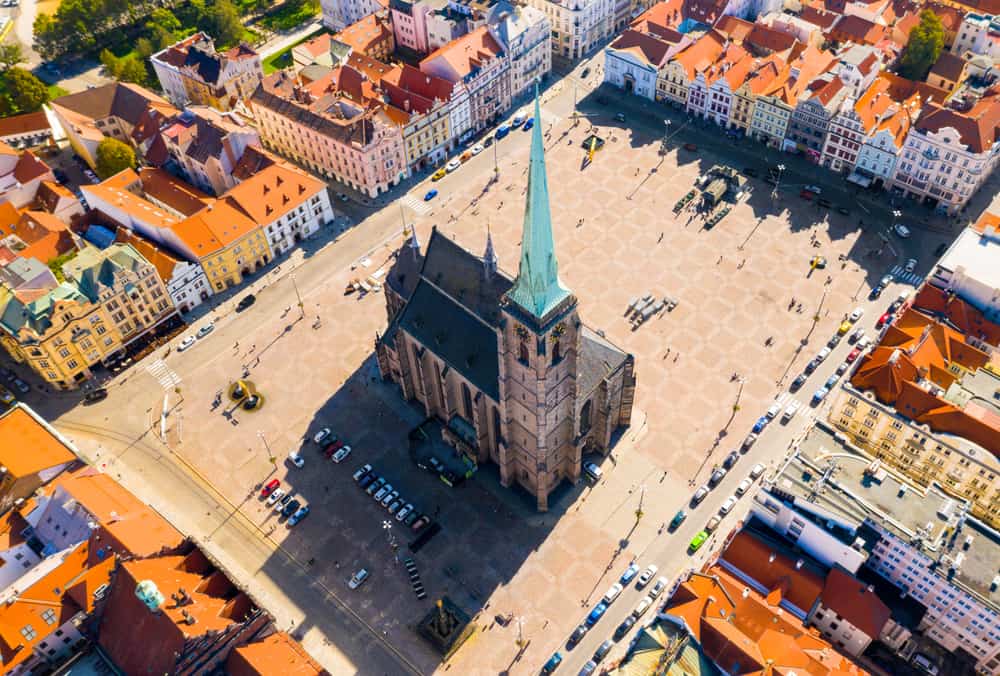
795,559 -> 804,569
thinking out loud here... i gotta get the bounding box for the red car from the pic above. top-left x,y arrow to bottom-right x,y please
876,311 -> 891,328
323,439 -> 344,458
800,189 -> 815,201
846,348 -> 862,363
260,479 -> 280,497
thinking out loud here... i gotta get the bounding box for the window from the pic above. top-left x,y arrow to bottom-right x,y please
518,341 -> 529,365
462,383 -> 473,421
20,624 -> 36,641
41,608 -> 56,625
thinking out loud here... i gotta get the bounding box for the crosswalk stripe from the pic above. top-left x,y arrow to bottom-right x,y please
400,195 -> 431,216
889,266 -> 923,287
146,359 -> 182,389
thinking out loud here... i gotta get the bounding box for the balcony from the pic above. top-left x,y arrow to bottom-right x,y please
921,147 -> 940,161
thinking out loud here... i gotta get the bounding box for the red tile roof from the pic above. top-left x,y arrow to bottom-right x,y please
0,406 -> 76,478
227,632 -> 327,676
419,26 -> 504,81
819,567 -> 891,638
720,530 -> 825,613
914,93 -> 1000,153
609,29 -> 677,66
673,31 -> 727,80
0,112 -> 50,139
829,14 -> 887,45
928,51 -> 967,85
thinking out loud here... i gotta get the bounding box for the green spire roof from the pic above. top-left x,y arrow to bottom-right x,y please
507,85 -> 571,320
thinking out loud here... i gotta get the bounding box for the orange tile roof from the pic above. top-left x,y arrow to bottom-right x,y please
740,55 -> 786,94
819,567 -> 891,638
334,11 -> 393,56
829,15 -> 886,45
225,161 -> 326,225
114,228 -> 181,284
915,93 -> 1000,154
0,406 -> 76,478
51,466 -> 185,558
173,197 -> 260,256
98,546 -> 259,675
419,26 -> 503,80
720,530 -> 825,613
227,632 -> 326,676
665,568 -> 867,675
673,30 -> 727,80
0,541 -> 114,671
0,112 -> 50,139
632,0 -> 685,30
928,51 -> 967,85
138,167 -> 214,216
714,15 -> 755,42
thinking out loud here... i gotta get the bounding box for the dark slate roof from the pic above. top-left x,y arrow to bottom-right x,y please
184,44 -> 223,86
397,279 -> 500,400
419,228 -> 511,327
578,326 -> 629,399
386,243 -> 423,300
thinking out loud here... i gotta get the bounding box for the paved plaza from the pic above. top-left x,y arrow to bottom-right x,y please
50,102 -> 953,675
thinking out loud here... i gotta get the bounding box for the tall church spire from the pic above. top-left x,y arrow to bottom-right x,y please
507,84 -> 571,319
483,223 -> 497,278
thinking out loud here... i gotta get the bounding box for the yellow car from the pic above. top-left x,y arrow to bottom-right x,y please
0,386 -> 13,405
432,168 -> 446,181
838,320 -> 853,335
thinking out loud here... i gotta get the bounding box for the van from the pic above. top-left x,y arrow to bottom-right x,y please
911,653 -> 938,675
817,347 -> 831,362
782,400 -> 800,422
584,462 -> 602,481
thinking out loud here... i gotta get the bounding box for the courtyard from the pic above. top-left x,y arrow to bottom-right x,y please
49,96 -> 953,674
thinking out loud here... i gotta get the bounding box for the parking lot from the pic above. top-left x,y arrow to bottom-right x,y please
46,82 -> 960,674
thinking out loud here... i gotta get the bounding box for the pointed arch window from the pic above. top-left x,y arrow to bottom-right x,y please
580,399 -> 592,435
462,382 -> 474,421
518,341 -> 529,365
552,340 -> 561,365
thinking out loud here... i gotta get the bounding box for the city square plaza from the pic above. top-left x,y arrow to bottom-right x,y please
63,110 -> 936,674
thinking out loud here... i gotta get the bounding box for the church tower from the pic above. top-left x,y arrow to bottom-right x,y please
498,87 -> 581,511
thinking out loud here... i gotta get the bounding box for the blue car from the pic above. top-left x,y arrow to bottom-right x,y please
620,563 -> 640,584
288,505 -> 310,526
424,189 -> 438,201
523,117 -> 535,130
542,651 -> 563,673
585,601 -> 608,627
812,387 -> 830,405
752,416 -> 768,434
495,124 -> 511,139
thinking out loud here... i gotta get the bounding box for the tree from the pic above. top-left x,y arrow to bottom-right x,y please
95,137 -> 136,179
900,10 -> 944,80
99,48 -> 123,78
0,68 -> 50,115
118,57 -> 148,85
200,0 -> 244,48
0,43 -> 25,71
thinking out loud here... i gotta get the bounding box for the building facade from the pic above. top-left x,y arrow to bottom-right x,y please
525,0 -> 615,60
494,4 -> 552,100
151,33 -> 263,112
375,94 -> 636,510
320,0 -> 383,31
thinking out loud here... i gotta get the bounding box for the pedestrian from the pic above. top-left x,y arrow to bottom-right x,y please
674,352 -> 679,362
717,255 -> 723,264
657,232 -> 664,243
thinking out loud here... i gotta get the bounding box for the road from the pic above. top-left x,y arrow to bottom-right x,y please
555,272 -> 917,673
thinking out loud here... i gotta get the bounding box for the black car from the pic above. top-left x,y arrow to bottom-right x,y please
282,499 -> 301,517
722,451 -> 739,470
83,388 -> 108,404
827,334 -> 841,349
581,67 -> 591,78
790,374 -> 807,391
804,359 -> 819,374
568,624 -> 588,647
236,294 -> 256,312
359,473 -> 378,490
593,639 -> 614,663
614,616 -> 636,641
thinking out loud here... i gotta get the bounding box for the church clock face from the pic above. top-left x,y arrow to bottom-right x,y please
515,324 -> 530,340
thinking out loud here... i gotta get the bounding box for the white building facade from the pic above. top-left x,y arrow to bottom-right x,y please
525,0 -> 615,60
321,0 -> 384,30
493,5 -> 552,100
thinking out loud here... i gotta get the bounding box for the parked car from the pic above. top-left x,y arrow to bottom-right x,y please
692,485 -> 709,504
752,416 -> 768,433
583,461 -> 603,481
837,320 -> 853,335
446,159 -> 461,172
332,446 -> 352,463
380,489 -> 399,507
260,479 -> 280,497
511,113 -> 526,128
395,503 -> 414,521
369,478 -> 388,497
709,467 -> 727,486
603,583 -> 624,604
323,439 -> 343,457
424,189 -> 438,201
196,323 -> 214,338
790,374 -> 807,391
705,515 -> 721,533
719,496 -> 738,515
471,143 -> 484,155
636,564 -> 658,588
593,639 -> 614,662
827,334 -> 841,349
836,361 -> 849,375
614,615 -> 636,640
522,117 -> 534,130
849,307 -> 865,322
387,498 -> 404,514
877,311 -> 892,328
236,294 -> 256,312
83,387 -> 108,404
782,400 -> 800,422
750,463 -> 766,479
568,624 -> 588,647
811,387 -> 830,405
669,509 -> 687,531
266,487 -> 286,506
349,568 -> 369,589
722,451 -> 739,470
178,336 -> 196,351
632,597 -> 652,618
648,576 -> 669,599
585,602 -> 608,627
288,505 -> 310,526
824,374 -> 839,389
273,493 -> 293,514
313,428 -> 332,445
765,402 -> 780,419
893,223 -> 911,238
804,185 -> 822,194
620,563 -> 640,584
848,328 -> 865,344
495,124 -> 511,139
742,432 -> 757,449
689,531 -> 709,552
282,499 -> 301,517
614,112 -> 626,122
847,347 -> 862,363
735,477 -> 753,496
359,473 -> 378,490
411,515 -> 431,531
287,451 -> 304,468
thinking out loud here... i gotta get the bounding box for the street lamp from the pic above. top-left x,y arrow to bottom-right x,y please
516,616 -> 526,647
635,484 -> 646,521
660,119 -> 671,155
257,430 -> 276,464
771,163 -> 785,201
290,273 -> 304,319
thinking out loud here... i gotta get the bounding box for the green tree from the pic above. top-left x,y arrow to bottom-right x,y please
900,10 -> 944,80
119,56 -> 148,85
0,43 -> 25,71
0,68 -> 50,115
95,137 -> 136,179
99,48 -> 123,78
200,0 -> 244,48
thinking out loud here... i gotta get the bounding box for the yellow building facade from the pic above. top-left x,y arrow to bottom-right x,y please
827,386 -> 1000,530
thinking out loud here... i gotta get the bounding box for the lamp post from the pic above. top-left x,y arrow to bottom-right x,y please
290,273 -> 304,319
257,431 -> 276,464
516,616 -> 525,647
771,163 -> 785,201
660,119 -> 671,155
635,484 -> 646,521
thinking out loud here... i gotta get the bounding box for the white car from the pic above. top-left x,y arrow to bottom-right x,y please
196,323 -> 214,338
446,158 -> 461,172
396,503 -> 414,521
288,451 -> 304,468
749,463 -> 766,479
374,484 -> 392,502
766,402 -> 781,419
349,568 -> 369,589
735,478 -> 753,496
849,307 -> 864,322
905,258 -> 918,273
603,583 -> 623,604
648,576 -> 669,599
471,143 -> 484,155
893,223 -> 911,238
177,336 -> 196,351
632,597 -> 652,618
719,496 -> 738,515
692,485 -> 709,503
636,564 -> 658,588
313,428 -> 331,445
266,487 -> 285,506
583,461 -> 602,480
782,400 -> 800,422
332,445 -> 352,463
804,184 -> 822,194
